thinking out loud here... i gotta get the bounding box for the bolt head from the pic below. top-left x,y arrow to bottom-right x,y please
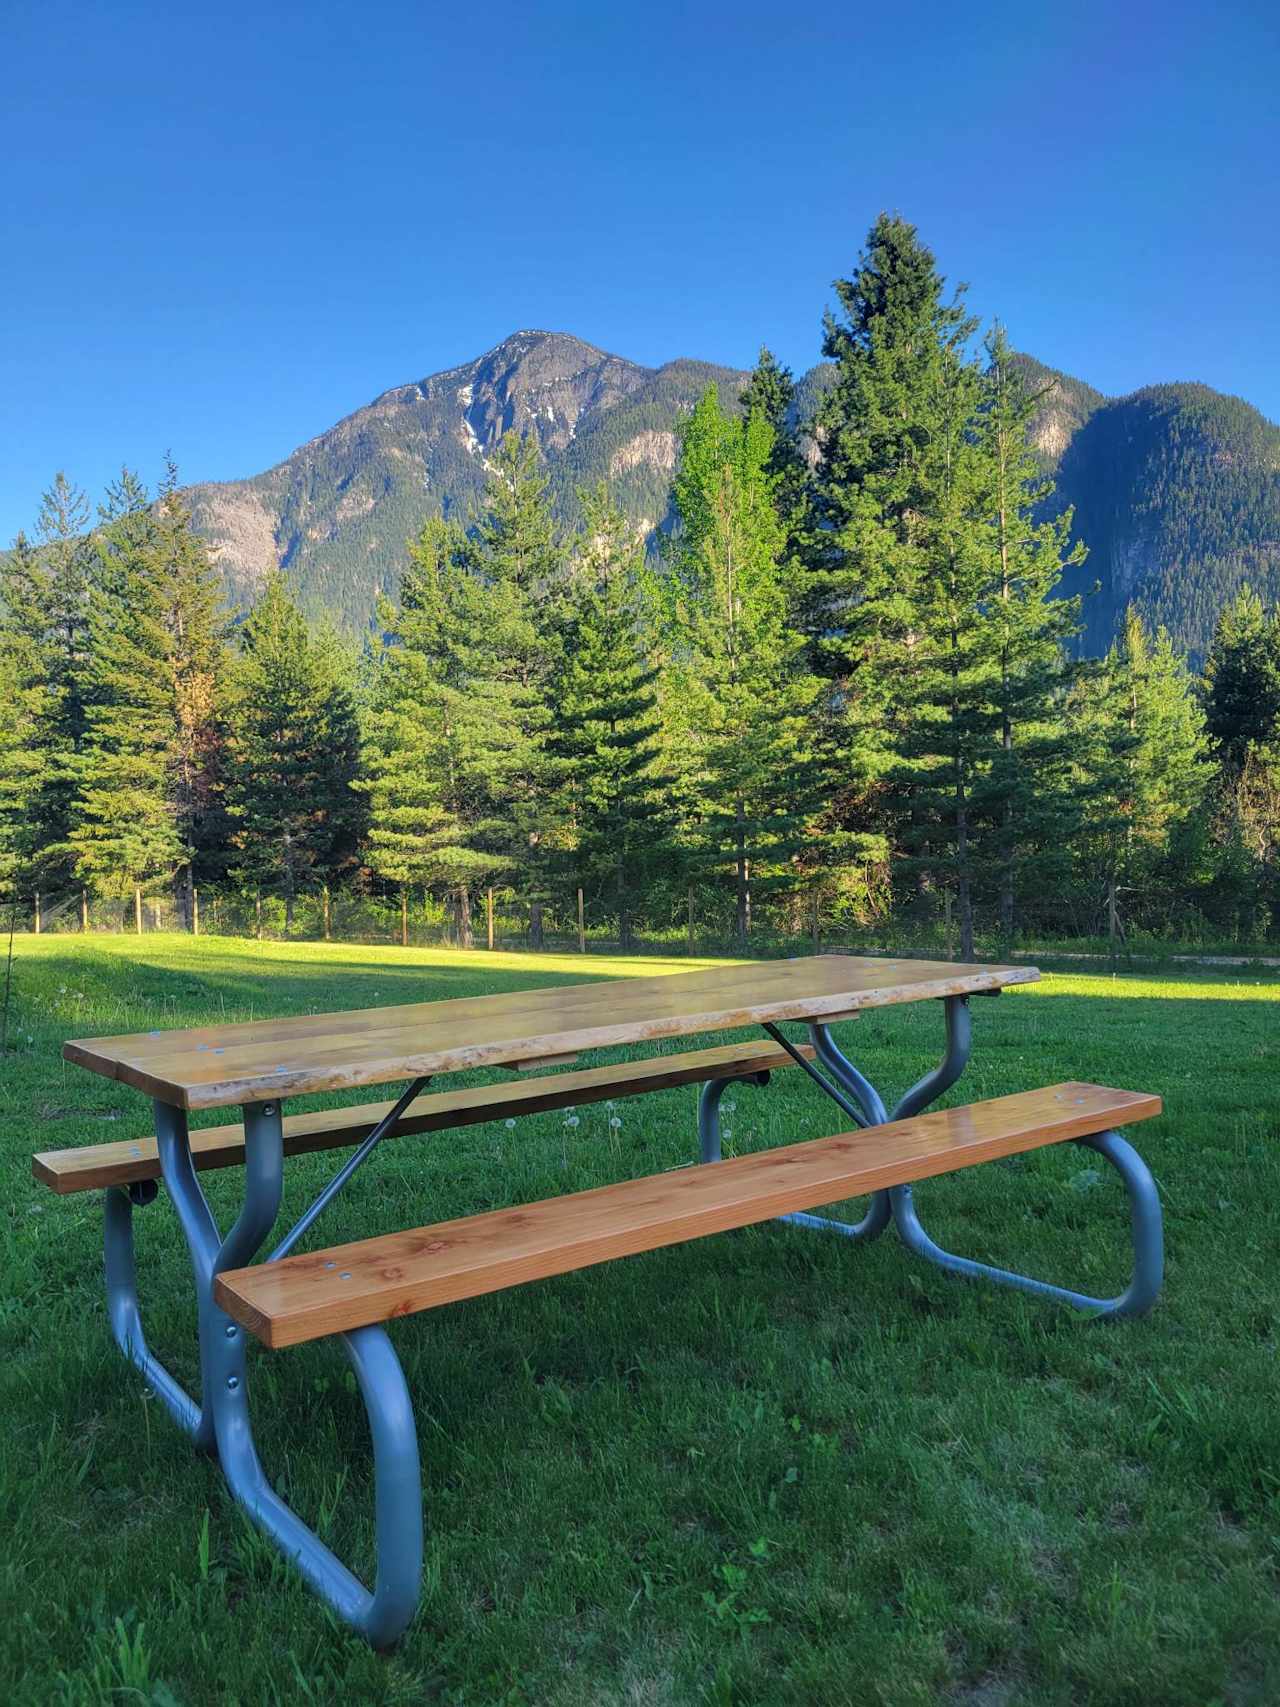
226,1375 -> 239,1390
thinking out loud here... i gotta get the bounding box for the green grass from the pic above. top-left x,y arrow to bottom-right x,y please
3,934 -> 1279,1707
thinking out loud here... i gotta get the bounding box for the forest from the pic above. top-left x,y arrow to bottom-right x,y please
2,216 -> 1279,954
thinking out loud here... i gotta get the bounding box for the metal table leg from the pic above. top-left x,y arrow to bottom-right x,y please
103,1096 -> 424,1647
698,995 -> 1164,1316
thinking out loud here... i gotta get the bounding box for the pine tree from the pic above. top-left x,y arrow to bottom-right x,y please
70,472 -> 181,898
740,346 -> 808,562
0,476 -> 98,890
70,465 -> 229,907
1200,586 -> 1280,931
458,433 -> 565,945
227,571 -> 363,927
552,485 -> 669,950
1070,607 -> 1209,938
803,214 -> 980,899
972,330 -> 1086,941
664,386 -> 822,941
362,514 -> 508,946
0,533 -> 56,896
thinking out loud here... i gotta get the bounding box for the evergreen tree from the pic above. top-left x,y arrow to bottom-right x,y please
740,346 -> 808,563
0,533 -> 56,896
664,386 -> 822,941
803,214 -> 980,897
361,516 -> 502,945
1201,586 -> 1280,932
227,570 -> 363,926
552,485 -> 669,949
1069,607 -> 1209,937
458,433 -> 565,944
70,465 -> 229,908
972,330 -> 1086,941
70,473 -> 180,898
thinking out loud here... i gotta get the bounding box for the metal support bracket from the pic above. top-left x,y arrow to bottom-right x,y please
103,1097 -> 424,1647
724,996 -> 1163,1317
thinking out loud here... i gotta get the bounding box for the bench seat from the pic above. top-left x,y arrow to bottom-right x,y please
215,1081 -> 1161,1349
32,1040 -> 813,1195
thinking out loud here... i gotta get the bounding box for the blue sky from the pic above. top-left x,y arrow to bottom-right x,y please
2,0 -> 1276,544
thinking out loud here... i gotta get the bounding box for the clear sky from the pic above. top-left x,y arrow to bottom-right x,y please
2,0 -> 1277,544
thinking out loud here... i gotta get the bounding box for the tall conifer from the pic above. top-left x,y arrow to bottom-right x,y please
552,485 -> 669,950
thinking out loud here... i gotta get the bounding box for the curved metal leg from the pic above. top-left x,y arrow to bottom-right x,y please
104,1181 -> 205,1440
774,998 -> 974,1243
109,1098 -> 424,1646
889,1128 -> 1164,1318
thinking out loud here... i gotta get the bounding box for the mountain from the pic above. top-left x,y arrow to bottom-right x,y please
1044,380 -> 1280,660
183,330 -> 1280,659
185,331 -> 749,626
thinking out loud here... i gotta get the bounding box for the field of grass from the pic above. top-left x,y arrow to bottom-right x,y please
2,933 -> 1278,1706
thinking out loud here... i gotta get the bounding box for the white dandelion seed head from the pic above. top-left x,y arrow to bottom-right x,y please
609,1116 -> 621,1129
565,1115 -> 580,1129
504,1118 -> 516,1129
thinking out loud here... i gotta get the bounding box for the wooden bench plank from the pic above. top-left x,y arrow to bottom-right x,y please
32,1040 -> 813,1195
215,1082 -> 1161,1349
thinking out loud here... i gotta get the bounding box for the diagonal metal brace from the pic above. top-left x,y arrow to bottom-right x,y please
268,1075 -> 431,1261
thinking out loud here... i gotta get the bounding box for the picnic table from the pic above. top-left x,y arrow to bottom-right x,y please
37,954 -> 1164,1647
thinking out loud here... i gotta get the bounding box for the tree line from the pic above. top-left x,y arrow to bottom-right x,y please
2,216 -> 1278,951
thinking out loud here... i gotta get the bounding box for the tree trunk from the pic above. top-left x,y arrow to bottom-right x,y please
486,887 -> 495,950
529,899 -> 544,950
33,893 -> 40,934
578,886 -> 587,954
80,891 -> 88,932
255,891 -> 262,939
192,887 -> 200,936
134,887 -> 143,936
735,798 -> 748,943
283,836 -> 295,932
457,884 -> 473,950
322,884 -> 331,941
687,886 -> 695,956
400,888 -> 408,948
1107,873 -> 1120,942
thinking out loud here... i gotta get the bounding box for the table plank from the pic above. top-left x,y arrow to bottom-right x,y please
63,955 -> 1038,1110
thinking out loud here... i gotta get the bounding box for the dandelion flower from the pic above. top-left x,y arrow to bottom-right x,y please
609,1116 -> 621,1130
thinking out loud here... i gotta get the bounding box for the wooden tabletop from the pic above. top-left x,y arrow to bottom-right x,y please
63,955 -> 1038,1111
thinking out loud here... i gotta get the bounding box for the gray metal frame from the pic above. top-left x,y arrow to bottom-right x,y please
105,1098 -> 422,1648
701,995 -> 1164,1317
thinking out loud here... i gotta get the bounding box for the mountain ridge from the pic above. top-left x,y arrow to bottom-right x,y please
181,328 -> 1280,659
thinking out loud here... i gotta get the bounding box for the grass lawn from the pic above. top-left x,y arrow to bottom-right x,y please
3,933 -> 1278,1706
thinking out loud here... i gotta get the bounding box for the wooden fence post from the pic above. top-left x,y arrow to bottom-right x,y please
134,887 -> 142,935
487,887 -> 495,951
80,891 -> 88,932
400,888 -> 408,948
811,892 -> 820,952
687,887 -> 695,957
33,892 -> 40,934
192,888 -> 200,936
255,892 -> 262,940
322,884 -> 331,941
577,887 -> 586,954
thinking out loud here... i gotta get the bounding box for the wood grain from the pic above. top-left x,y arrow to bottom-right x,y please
63,955 -> 1038,1110
33,1039 -> 814,1194
215,1081 -> 1159,1349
